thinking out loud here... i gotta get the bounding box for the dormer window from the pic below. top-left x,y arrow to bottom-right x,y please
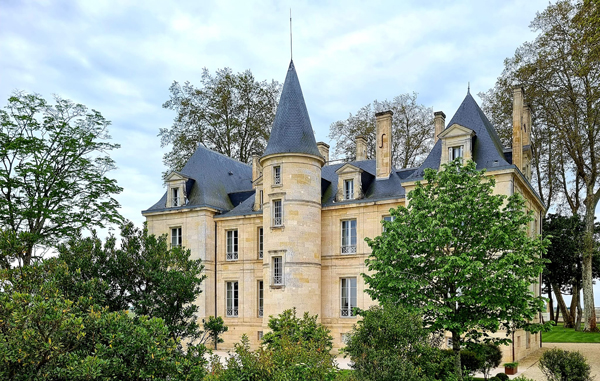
172,187 -> 180,207
344,179 -> 354,200
449,146 -> 463,161
273,165 -> 281,185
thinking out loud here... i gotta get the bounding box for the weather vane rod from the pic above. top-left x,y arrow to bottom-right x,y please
290,9 -> 293,60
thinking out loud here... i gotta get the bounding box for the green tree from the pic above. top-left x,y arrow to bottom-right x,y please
328,92 -> 433,167
343,304 -> 454,381
56,222 -> 207,342
481,0 -> 600,331
363,159 -> 549,379
0,259 -> 208,381
0,92 -> 122,266
160,68 -> 280,175
201,315 -> 228,350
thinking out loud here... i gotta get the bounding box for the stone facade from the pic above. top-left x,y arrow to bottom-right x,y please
143,62 -> 544,362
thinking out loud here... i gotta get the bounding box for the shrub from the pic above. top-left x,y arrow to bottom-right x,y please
495,372 -> 509,381
512,377 -> 536,381
489,377 -> 500,381
470,343 -> 502,379
539,348 -> 593,381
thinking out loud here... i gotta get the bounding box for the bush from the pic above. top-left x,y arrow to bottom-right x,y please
539,348 -> 593,381
489,377 -> 500,381
470,343 -> 502,379
495,372 -> 509,381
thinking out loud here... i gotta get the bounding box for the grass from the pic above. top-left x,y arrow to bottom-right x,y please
543,323 -> 600,343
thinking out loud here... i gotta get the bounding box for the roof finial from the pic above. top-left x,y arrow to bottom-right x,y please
290,9 -> 293,61
468,82 -> 470,94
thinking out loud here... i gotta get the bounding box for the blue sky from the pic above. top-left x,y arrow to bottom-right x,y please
1,1 -> 597,303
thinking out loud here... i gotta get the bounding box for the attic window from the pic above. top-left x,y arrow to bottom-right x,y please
344,179 -> 354,200
449,146 -> 463,161
172,187 -> 181,207
273,166 -> 281,185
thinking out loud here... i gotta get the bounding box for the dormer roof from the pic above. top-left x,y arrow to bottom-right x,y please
262,60 -> 321,158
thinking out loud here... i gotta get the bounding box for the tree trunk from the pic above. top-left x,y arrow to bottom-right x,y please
582,205 -> 598,332
548,288 -> 555,322
452,330 -> 462,380
554,305 -> 560,324
552,283 -> 574,327
569,284 -> 579,326
576,290 -> 583,332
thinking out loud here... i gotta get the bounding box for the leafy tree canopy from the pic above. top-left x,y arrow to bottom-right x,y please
0,91 -> 122,266
364,159 -> 549,378
328,92 -> 433,168
160,67 -> 280,176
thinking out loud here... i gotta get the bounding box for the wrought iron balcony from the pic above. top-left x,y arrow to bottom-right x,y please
226,251 -> 238,260
258,307 -> 263,317
226,308 -> 238,317
340,307 -> 357,317
272,275 -> 283,285
272,217 -> 282,227
341,245 -> 357,254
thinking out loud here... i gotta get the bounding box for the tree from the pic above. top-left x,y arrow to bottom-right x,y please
200,315 -> 228,350
56,222 -> 206,342
343,304 -> 454,381
363,159 -> 549,379
0,92 -> 122,266
328,92 -> 434,168
160,68 -> 280,175
481,0 -> 600,331
0,258 -> 208,381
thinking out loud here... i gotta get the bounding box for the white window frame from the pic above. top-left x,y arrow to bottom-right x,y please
273,165 -> 281,185
344,179 -> 354,200
382,215 -> 395,232
258,227 -> 263,259
226,230 -> 238,260
340,277 -> 357,317
258,280 -> 263,317
341,219 -> 357,254
172,187 -> 180,207
272,256 -> 283,285
171,227 -> 182,248
226,281 -> 239,317
449,146 -> 463,161
272,199 -> 283,227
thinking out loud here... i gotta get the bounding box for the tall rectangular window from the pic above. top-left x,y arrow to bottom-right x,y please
258,228 -> 263,259
172,187 -> 180,207
226,230 -> 238,260
258,280 -> 263,317
260,190 -> 264,207
449,146 -> 463,161
382,215 -> 395,232
341,220 -> 357,254
272,256 -> 283,285
226,281 -> 239,317
340,278 -> 357,317
344,179 -> 354,200
273,165 -> 281,185
272,200 -> 283,227
171,227 -> 182,247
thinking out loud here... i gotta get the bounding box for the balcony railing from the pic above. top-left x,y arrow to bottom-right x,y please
259,250 -> 263,259
273,217 -> 282,227
341,245 -> 357,254
226,308 -> 238,317
226,251 -> 238,260
340,307 -> 357,317
258,307 -> 263,317
272,275 -> 283,285
172,196 -> 186,207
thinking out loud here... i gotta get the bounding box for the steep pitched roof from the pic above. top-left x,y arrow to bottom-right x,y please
143,145 -> 253,213
262,60 -> 321,158
407,91 -> 510,180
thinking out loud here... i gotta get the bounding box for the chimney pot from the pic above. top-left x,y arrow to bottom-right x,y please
317,142 -> 330,162
434,111 -> 446,144
355,135 -> 368,161
375,110 -> 393,179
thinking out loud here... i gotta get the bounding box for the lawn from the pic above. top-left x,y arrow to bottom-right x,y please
543,323 -> 600,343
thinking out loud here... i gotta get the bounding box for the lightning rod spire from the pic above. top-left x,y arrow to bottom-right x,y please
290,9 -> 293,60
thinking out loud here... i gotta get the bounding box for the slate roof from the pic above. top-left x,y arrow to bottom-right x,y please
262,60 -> 322,158
143,145 -> 253,214
407,91 -> 511,180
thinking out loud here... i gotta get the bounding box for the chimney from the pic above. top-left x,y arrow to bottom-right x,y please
512,87 -> 524,171
355,135 -> 368,161
317,142 -> 330,162
375,110 -> 393,179
523,104 -> 532,147
252,155 -> 262,185
434,111 -> 446,144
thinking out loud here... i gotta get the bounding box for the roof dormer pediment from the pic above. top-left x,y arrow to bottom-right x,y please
335,163 -> 363,175
438,123 -> 476,139
165,171 -> 190,182
253,175 -> 263,187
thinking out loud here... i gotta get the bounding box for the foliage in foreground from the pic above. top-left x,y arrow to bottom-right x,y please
207,309 -> 338,381
539,348 -> 593,381
0,259 -> 207,381
364,159 -> 550,378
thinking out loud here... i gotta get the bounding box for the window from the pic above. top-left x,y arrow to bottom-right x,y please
344,179 -> 354,200
226,230 -> 238,260
172,187 -> 180,207
449,146 -> 463,161
171,227 -> 182,247
258,281 -> 263,317
340,278 -> 357,317
258,228 -> 263,259
272,200 -> 283,227
273,165 -> 281,185
226,281 -> 238,317
382,215 -> 395,232
260,190 -> 264,207
341,333 -> 351,344
272,256 -> 283,285
258,331 -> 263,340
341,220 -> 357,254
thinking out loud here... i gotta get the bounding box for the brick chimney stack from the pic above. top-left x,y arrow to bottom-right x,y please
355,135 -> 368,161
434,111 -> 446,144
317,142 -> 330,162
375,111 -> 393,179
512,87 -> 524,171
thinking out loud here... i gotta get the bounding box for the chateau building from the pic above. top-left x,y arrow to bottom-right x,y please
143,60 -> 544,361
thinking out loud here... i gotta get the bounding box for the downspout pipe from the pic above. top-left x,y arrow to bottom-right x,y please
214,221 -> 218,318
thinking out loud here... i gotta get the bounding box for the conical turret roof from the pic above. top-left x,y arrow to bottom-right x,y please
263,60 -> 321,158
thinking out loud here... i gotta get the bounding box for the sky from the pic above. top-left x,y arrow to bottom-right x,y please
1,0 -> 598,304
